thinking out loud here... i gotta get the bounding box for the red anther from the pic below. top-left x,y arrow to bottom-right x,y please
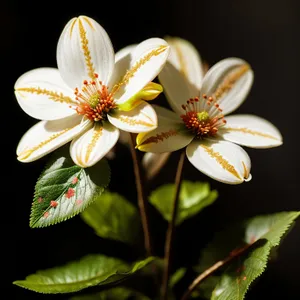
83,80 -> 88,85
203,94 -> 207,99
182,104 -> 186,110
94,73 -> 99,78
208,96 -> 213,101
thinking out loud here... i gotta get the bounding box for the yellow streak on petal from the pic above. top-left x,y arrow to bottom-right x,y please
85,125 -> 103,163
16,87 -> 77,105
82,16 -> 95,30
201,144 -> 242,180
214,64 -> 250,101
139,129 -> 178,146
111,45 -> 168,95
69,18 -> 78,38
117,116 -> 154,128
18,127 -> 74,160
78,18 -> 96,81
226,127 -> 279,140
242,161 -> 250,179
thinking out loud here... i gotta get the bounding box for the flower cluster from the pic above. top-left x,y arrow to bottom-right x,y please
15,16 -> 282,184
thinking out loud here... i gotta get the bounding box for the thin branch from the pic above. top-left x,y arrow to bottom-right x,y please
181,243 -> 253,300
161,150 -> 186,300
129,133 -> 153,257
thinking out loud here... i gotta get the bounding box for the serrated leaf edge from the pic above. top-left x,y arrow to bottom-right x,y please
212,211 -> 300,300
30,161 -> 111,228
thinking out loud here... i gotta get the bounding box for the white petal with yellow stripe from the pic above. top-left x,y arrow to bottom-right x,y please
200,58 -> 254,116
108,44 -> 137,89
166,37 -> 204,94
17,115 -> 92,163
221,114 -> 283,148
112,38 -> 170,105
136,120 -> 193,153
57,16 -> 115,89
108,101 -> 157,133
70,122 -> 119,168
186,139 -> 251,184
15,68 -> 76,120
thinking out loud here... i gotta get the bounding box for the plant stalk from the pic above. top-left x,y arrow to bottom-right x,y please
129,133 -> 153,257
161,150 -> 185,300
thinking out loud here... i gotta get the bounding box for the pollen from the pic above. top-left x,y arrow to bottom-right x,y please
180,96 -> 226,138
74,73 -> 116,122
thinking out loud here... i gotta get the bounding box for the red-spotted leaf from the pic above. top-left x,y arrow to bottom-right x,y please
30,149 -> 110,228
13,255 -> 155,294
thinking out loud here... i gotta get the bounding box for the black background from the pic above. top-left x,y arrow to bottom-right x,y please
4,0 -> 300,299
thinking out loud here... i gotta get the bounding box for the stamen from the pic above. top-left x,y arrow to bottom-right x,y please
180,96 -> 226,138
74,73 -> 116,122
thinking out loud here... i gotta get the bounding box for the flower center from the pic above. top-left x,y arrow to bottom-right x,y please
74,73 -> 116,122
180,95 -> 226,138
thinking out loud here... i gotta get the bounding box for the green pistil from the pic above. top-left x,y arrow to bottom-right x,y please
197,111 -> 209,122
89,94 -> 99,108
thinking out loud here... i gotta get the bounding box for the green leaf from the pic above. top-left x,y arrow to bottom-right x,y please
13,255 -> 155,294
149,180 -> 218,225
81,191 -> 141,244
170,268 -> 187,289
70,287 -> 151,300
30,150 -> 110,228
194,211 -> 300,300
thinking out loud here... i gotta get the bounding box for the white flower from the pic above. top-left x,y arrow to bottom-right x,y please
136,38 -> 282,184
15,16 -> 170,167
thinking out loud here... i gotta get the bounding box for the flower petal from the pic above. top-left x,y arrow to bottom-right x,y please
200,58 -> 254,116
17,116 -> 92,162
57,16 -> 114,89
15,68 -> 76,120
70,122 -> 119,168
108,44 -> 137,89
186,139 -> 251,184
220,114 -> 283,148
166,37 -> 204,94
152,104 -> 181,123
112,38 -> 170,104
136,121 -> 193,153
108,101 -> 157,133
142,152 -> 171,180
158,61 -> 194,115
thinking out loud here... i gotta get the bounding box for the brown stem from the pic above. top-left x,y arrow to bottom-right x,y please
129,133 -> 152,257
180,243 -> 253,300
161,150 -> 186,300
